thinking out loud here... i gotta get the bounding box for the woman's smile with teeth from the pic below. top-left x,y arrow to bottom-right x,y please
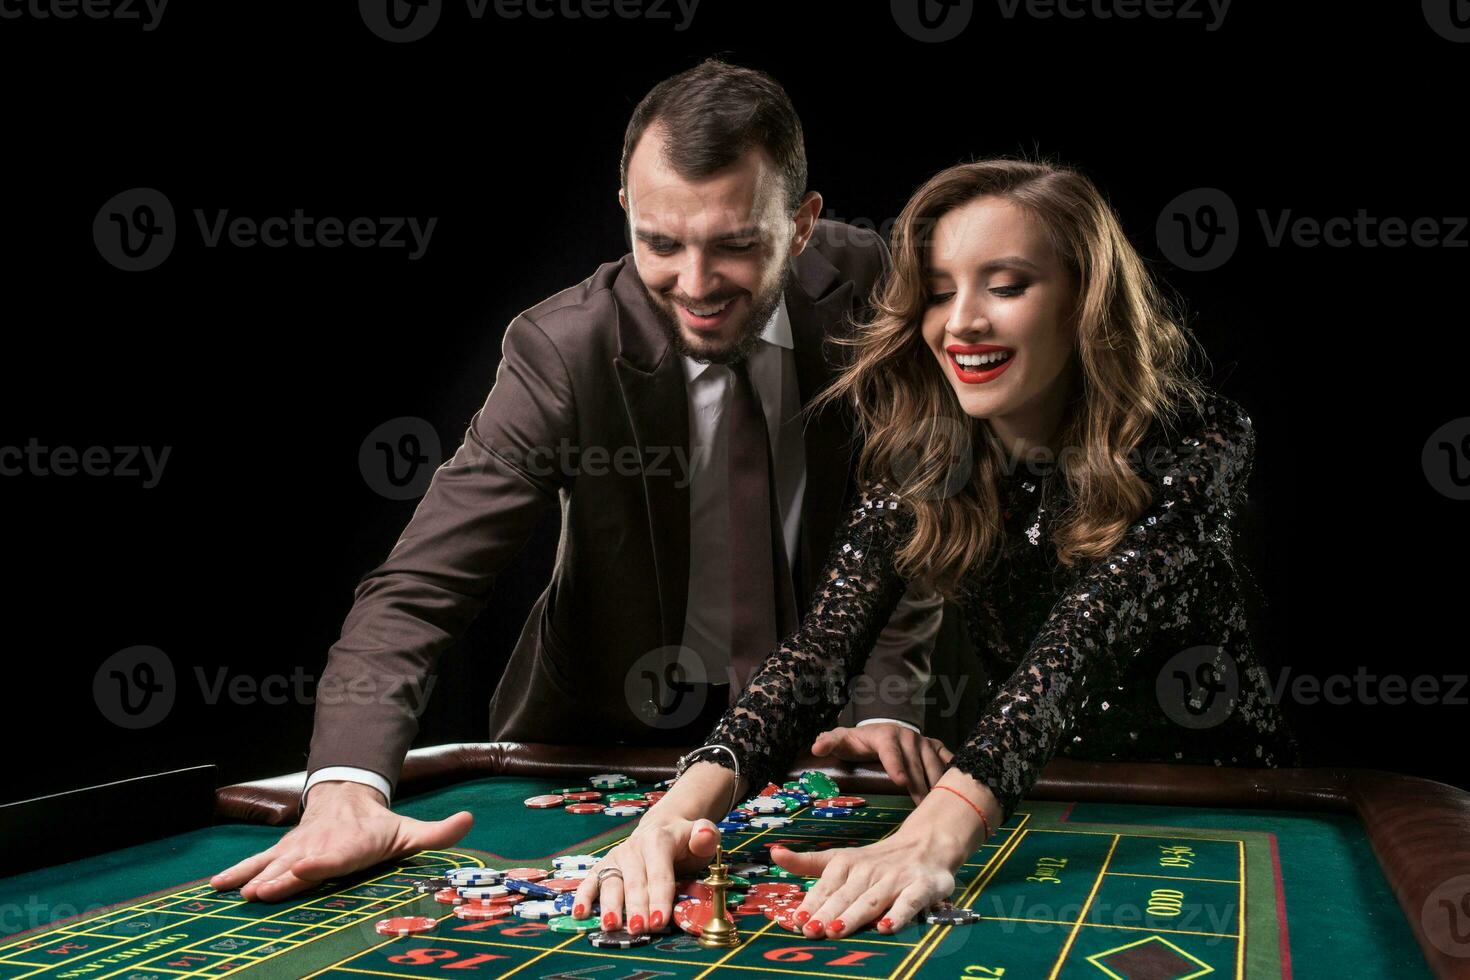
954,351 -> 1011,367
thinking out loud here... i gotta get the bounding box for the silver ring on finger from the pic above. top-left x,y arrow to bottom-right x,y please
596,867 -> 624,883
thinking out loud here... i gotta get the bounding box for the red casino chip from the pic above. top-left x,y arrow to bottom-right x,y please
375,916 -> 437,937
747,882 -> 802,895
433,888 -> 465,905
523,794 -> 565,809
758,783 -> 782,796
562,791 -> 602,802
643,791 -> 667,802
771,906 -> 806,933
565,803 -> 606,814
503,868 -> 549,882
673,898 -> 713,936
538,879 -> 581,893
814,796 -> 866,808
453,904 -> 512,920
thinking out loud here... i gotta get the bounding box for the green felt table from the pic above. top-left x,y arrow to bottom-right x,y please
2,749 -> 1458,980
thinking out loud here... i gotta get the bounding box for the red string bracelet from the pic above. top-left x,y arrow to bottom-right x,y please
932,784 -> 993,841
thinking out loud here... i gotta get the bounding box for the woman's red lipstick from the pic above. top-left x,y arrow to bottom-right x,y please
946,343 -> 1015,384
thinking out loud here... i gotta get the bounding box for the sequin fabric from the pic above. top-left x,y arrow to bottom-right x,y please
695,390 -> 1301,823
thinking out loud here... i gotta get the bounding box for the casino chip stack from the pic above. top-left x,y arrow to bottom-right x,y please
375,916 -> 437,937
923,901 -> 981,925
514,900 -> 562,921
447,867 -> 504,887
588,929 -> 652,948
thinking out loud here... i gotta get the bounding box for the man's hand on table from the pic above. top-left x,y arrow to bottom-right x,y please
209,781 -> 474,902
811,724 -> 954,804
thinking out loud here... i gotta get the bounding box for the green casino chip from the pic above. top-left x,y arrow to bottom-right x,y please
548,915 -> 599,933
799,770 -> 840,798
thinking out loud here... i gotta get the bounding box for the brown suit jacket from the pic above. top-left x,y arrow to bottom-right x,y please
306,220 -> 940,794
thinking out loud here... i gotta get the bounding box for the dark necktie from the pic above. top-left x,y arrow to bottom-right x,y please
726,358 -> 798,703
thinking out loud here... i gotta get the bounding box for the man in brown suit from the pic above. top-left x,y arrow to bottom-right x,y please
212,59 -> 952,903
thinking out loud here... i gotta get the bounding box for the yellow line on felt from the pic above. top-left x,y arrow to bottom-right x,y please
1024,828 -> 1255,843
1104,871 -> 1240,884
976,915 -> 1237,938
72,852 -> 473,980
1046,833 -> 1121,980
1235,838 -> 1245,980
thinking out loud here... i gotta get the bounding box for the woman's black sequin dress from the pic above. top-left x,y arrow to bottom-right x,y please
695,390 -> 1301,823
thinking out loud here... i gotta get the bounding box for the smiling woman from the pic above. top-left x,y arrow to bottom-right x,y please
595,156 -> 1304,940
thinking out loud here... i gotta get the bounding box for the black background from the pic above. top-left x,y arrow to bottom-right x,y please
1,0 -> 1463,805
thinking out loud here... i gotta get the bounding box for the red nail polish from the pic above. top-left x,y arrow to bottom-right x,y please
878,917 -> 894,931
573,904 -> 585,918
829,918 -> 845,935
650,910 -> 664,929
602,911 -> 617,930
795,909 -> 811,924
807,919 -> 823,934
629,914 -> 644,934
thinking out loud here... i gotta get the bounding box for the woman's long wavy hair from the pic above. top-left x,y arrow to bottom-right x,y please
809,158 -> 1211,599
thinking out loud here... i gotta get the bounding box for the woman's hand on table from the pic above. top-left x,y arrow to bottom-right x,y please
779,771 -> 1002,937
570,814 -> 722,935
571,759 -> 740,936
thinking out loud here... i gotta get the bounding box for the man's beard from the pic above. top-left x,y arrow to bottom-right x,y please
648,266 -> 791,366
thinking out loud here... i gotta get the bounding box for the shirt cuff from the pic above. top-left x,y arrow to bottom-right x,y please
855,717 -> 921,735
304,766 -> 391,808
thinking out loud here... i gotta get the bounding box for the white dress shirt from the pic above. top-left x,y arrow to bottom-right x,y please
304,295 -> 916,808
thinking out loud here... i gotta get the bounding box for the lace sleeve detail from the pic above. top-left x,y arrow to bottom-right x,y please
950,395 -> 1257,822
695,480 -> 912,793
